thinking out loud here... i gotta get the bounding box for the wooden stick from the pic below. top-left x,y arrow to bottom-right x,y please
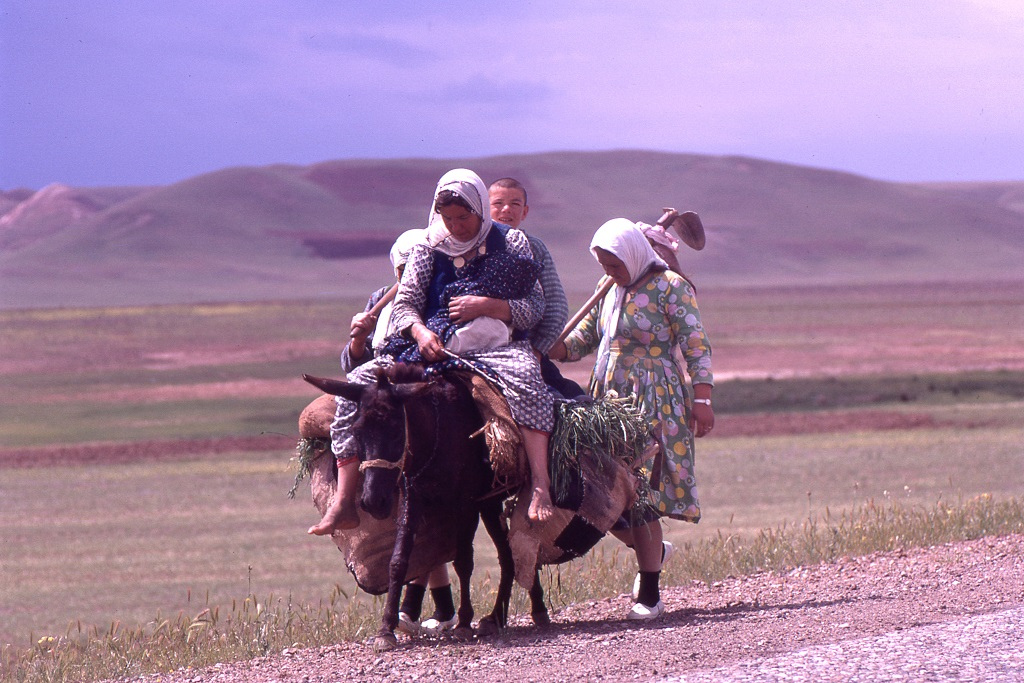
367,282 -> 400,318
553,275 -> 613,348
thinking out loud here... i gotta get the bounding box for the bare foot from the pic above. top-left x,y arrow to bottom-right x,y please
307,498 -> 359,535
528,486 -> 555,522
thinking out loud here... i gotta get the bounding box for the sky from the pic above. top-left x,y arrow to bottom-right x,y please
1,0 -> 1022,189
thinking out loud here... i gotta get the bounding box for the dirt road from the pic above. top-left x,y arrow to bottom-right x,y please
113,534 -> 1023,683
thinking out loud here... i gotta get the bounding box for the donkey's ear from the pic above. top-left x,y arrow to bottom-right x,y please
393,382 -> 432,403
303,374 -> 365,402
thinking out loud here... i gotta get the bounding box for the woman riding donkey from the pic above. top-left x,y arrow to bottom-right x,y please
309,168 -> 559,538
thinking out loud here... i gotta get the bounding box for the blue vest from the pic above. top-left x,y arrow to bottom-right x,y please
424,223 -> 511,321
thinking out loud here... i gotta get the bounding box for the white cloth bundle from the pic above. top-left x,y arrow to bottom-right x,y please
444,316 -> 511,353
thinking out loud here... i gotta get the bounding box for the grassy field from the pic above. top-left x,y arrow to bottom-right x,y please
1,282 -> 1022,649
3,280 -> 1022,448
3,421 -> 1023,648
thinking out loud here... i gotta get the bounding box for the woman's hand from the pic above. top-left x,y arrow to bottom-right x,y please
448,295 -> 511,324
689,384 -> 715,438
690,404 -> 715,437
411,323 -> 446,362
547,340 -> 568,361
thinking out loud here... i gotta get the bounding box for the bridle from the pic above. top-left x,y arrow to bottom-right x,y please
359,455 -> 404,472
356,390 -> 443,485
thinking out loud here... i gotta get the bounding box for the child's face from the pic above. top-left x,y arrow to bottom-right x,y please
489,187 -> 529,228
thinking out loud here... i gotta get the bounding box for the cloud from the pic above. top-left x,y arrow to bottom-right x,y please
435,75 -> 552,106
963,0 -> 1024,20
303,32 -> 437,67
2,0 -> 1022,187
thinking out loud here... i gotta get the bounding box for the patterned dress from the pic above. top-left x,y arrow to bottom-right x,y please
562,270 -> 713,522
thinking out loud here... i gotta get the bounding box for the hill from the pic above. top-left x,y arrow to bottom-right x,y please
2,150 -> 1023,309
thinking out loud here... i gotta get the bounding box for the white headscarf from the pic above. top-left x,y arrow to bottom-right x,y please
425,168 -> 493,257
389,228 -> 426,277
589,218 -> 668,382
373,229 -> 427,350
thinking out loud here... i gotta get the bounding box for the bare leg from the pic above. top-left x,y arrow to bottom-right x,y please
521,427 -> 554,522
610,528 -> 633,548
308,458 -> 360,535
427,564 -> 451,588
403,563 -> 448,591
612,523 -> 663,571
615,521 -> 666,616
630,520 -> 663,572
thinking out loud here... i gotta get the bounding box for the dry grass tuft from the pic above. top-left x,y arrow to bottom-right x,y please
3,494 -> 1020,683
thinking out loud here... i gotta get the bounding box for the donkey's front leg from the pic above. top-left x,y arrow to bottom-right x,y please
529,565 -> 550,626
477,499 -> 513,633
374,493 -> 419,652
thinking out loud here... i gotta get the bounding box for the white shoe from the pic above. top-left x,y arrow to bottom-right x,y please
661,540 -> 675,566
627,601 -> 665,621
420,614 -> 457,635
631,541 -> 674,600
397,612 -> 420,635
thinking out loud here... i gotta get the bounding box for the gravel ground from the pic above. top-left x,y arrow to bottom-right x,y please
670,607 -> 1024,682
115,533 -> 1024,683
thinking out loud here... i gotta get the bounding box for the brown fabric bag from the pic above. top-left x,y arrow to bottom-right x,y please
298,394 -> 457,594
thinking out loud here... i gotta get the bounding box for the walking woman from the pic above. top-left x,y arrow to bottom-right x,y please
549,217 -> 714,620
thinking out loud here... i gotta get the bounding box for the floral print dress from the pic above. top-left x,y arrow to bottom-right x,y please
562,270 -> 713,522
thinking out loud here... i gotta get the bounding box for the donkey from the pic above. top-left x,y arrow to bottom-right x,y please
302,364 -> 547,651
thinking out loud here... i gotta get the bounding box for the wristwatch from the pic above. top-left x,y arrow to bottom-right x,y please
693,398 -> 712,406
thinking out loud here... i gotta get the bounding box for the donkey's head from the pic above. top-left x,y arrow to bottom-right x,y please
302,367 -> 431,520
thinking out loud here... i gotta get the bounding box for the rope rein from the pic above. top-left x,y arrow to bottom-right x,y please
359,456 -> 403,472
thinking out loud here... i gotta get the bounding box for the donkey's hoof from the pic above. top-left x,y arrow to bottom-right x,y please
476,616 -> 500,638
531,610 -> 551,627
453,625 -> 475,641
372,633 -> 398,653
